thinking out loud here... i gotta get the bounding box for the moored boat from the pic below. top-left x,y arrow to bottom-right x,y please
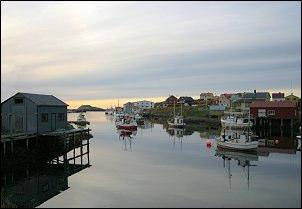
168,102 -> 186,128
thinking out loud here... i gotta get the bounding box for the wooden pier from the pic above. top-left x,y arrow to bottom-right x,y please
1,128 -> 91,157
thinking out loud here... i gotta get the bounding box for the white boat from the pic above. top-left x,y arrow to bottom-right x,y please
105,108 -> 114,115
168,102 -> 186,128
168,116 -> 186,128
77,112 -> 86,122
221,116 -> 253,128
217,138 -> 258,151
217,111 -> 258,151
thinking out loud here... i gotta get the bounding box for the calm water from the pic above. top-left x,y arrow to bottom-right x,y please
15,112 -> 302,207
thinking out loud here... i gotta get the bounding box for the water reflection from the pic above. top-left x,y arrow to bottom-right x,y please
215,147 -> 258,190
117,129 -> 137,152
1,135 -> 91,208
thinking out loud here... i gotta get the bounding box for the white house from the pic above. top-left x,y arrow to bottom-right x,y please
133,100 -> 154,109
200,93 -> 214,101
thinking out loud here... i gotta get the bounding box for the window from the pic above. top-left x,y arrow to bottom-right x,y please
258,109 -> 266,117
41,113 -> 48,122
58,113 -> 65,121
267,110 -> 275,116
14,98 -> 23,104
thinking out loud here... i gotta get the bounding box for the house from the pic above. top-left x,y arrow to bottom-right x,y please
250,100 -> 297,119
209,104 -> 226,111
200,93 -> 214,101
272,92 -> 285,101
219,93 -> 236,107
1,92 -> 68,134
236,90 -> 271,112
133,100 -> 154,109
209,104 -> 226,118
123,102 -> 134,113
285,93 -> 301,110
177,96 -> 194,106
165,95 -> 178,106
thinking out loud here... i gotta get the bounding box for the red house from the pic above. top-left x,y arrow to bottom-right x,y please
250,101 -> 297,119
165,95 -> 178,106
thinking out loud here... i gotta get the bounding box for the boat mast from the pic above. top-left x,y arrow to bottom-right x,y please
181,102 -> 183,116
174,101 -> 176,117
248,109 -> 251,142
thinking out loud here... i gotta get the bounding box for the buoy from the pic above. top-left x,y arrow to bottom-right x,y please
206,140 -> 212,148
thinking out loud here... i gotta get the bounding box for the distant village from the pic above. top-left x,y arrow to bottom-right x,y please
1,90 -> 301,136
122,90 -> 301,116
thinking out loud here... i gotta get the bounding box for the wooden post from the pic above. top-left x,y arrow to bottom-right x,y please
11,139 -> 14,154
26,138 -> 29,150
280,118 -> 283,129
3,142 -> 6,156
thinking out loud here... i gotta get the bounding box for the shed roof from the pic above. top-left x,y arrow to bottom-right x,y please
250,101 -> 296,108
272,92 -> 285,98
2,92 -> 68,106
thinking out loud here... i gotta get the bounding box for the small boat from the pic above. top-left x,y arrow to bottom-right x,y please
168,102 -> 186,128
217,111 -> 258,151
221,112 -> 253,128
167,116 -> 186,128
217,137 -> 259,151
116,117 -> 137,131
77,112 -> 86,122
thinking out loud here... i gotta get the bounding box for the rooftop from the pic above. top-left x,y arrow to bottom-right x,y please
2,92 -> 68,106
250,100 -> 296,108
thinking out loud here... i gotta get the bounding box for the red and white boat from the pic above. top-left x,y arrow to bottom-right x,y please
116,117 -> 138,131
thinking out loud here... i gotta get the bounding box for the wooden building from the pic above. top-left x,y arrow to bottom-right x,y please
165,95 -> 178,106
250,100 -> 297,119
1,92 -> 68,134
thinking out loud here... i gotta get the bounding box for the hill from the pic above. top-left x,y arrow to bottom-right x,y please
77,105 -> 105,111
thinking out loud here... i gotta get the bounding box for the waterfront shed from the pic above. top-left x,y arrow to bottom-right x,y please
1,92 -> 68,134
250,100 -> 297,119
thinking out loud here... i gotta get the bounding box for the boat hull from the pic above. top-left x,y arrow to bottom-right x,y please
217,140 -> 258,151
117,125 -> 137,131
167,122 -> 186,128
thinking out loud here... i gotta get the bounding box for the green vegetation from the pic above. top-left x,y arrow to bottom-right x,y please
149,106 -> 209,118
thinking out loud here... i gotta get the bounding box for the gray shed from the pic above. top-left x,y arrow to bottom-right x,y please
1,92 -> 68,134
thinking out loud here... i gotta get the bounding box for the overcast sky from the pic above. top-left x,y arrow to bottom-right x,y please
1,1 -> 301,107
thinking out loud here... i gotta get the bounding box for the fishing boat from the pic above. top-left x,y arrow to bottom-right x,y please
217,111 -> 258,151
221,111 -> 253,128
116,116 -> 137,131
134,114 -> 145,125
168,102 -> 186,128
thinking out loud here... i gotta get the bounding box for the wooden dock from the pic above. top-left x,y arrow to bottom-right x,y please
1,128 -> 91,157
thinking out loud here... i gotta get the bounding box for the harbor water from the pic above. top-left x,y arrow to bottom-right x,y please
3,112 -> 301,208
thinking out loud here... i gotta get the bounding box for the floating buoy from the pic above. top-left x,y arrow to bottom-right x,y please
206,140 -> 212,148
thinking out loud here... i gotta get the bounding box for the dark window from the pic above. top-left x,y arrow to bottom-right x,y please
58,113 -> 65,121
41,113 -> 48,122
14,98 -> 24,104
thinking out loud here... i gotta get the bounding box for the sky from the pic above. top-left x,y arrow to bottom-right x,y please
1,1 -> 301,108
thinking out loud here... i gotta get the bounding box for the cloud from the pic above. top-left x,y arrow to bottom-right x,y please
1,2 -> 301,103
